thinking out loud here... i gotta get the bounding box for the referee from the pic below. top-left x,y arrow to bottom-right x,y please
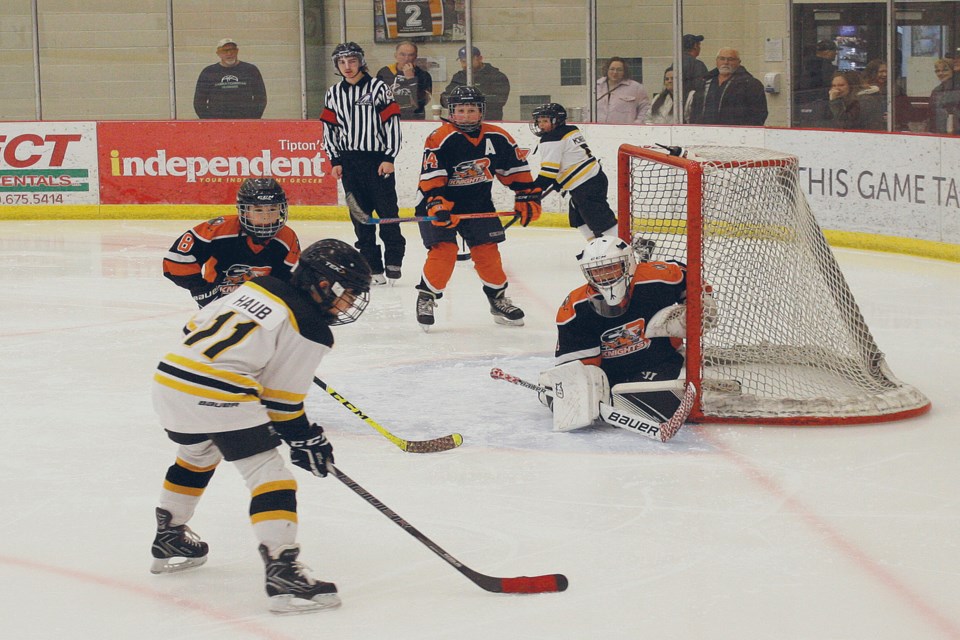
321,42 -> 406,285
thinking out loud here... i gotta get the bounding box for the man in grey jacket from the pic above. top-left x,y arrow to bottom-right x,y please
441,46 -> 511,120
688,48 -> 768,126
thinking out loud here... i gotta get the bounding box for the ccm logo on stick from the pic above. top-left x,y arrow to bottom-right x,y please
605,411 -> 660,436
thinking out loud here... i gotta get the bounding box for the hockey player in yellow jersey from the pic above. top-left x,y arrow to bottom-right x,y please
149,239 -> 371,614
530,103 -> 618,239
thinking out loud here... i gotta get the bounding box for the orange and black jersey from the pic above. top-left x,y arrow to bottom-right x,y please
162,215 -> 301,299
556,261 -> 687,386
418,122 -> 534,212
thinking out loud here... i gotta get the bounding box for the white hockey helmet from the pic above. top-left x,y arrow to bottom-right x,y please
577,237 -> 637,312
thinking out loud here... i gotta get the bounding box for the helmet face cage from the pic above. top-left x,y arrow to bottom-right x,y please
530,103 -> 568,137
447,86 -> 486,133
577,237 -> 637,311
294,239 -> 372,326
236,178 -> 288,241
332,42 -> 366,74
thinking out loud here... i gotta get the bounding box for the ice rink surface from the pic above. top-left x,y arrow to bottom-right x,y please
2,219 -> 958,640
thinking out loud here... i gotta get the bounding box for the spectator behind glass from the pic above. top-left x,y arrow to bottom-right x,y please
647,68 -> 675,124
929,57 -> 960,134
375,41 -> 433,120
596,57 -> 651,124
193,38 -> 267,119
687,48 -> 768,125
440,46 -> 510,120
681,34 -> 708,99
820,71 -> 870,130
797,40 -> 838,108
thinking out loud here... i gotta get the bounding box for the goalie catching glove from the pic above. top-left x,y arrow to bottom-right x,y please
278,423 -> 334,478
427,196 -> 457,228
513,187 -> 542,227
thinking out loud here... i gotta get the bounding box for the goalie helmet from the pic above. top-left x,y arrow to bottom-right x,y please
236,178 -> 288,243
446,85 -> 485,133
530,103 -> 567,137
292,239 -> 372,326
577,236 -> 637,316
331,41 -> 367,73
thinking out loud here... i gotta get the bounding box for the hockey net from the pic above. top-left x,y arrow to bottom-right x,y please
618,144 -> 930,424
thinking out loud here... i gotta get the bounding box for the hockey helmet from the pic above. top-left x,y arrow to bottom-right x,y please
236,178 -> 288,243
332,42 -> 367,73
530,103 -> 568,137
446,85 -> 486,133
292,239 -> 372,326
577,236 -> 637,315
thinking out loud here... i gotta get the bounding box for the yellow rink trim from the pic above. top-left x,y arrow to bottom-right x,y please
1,205 -> 956,261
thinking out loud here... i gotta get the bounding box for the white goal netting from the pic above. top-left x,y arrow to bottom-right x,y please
620,145 -> 930,424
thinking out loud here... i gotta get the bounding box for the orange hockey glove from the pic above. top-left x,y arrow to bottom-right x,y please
428,196 -> 457,228
513,187 -> 542,227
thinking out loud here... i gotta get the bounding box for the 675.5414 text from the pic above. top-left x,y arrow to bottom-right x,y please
2,193 -> 65,205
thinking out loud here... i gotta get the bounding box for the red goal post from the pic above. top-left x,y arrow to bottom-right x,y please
617,144 -> 930,425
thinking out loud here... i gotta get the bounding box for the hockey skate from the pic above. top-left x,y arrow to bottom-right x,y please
416,290 -> 437,331
371,272 -> 388,286
259,544 -> 340,614
487,290 -> 525,326
150,507 -> 209,574
385,265 -> 401,286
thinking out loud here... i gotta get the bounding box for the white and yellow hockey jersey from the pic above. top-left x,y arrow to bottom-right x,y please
153,276 -> 334,435
533,124 -> 602,194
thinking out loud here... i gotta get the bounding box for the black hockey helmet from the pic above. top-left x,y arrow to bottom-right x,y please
331,41 -> 367,73
446,85 -> 486,133
292,239 -> 372,326
236,178 -> 288,243
530,103 -> 568,137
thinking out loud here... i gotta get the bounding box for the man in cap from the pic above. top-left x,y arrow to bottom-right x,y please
681,34 -> 708,99
440,46 -> 511,120
194,38 -> 268,119
796,39 -> 838,114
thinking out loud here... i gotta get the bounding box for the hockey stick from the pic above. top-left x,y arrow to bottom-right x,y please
360,211 -> 517,225
313,377 -> 463,453
489,367 -> 694,443
330,463 -> 568,594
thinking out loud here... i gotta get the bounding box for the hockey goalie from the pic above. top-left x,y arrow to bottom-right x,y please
538,236 -> 707,441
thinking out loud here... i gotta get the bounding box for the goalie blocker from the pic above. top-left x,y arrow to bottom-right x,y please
537,361 -> 692,441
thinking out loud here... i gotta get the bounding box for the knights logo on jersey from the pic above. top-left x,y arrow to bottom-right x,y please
449,158 -> 492,186
220,264 -> 271,296
600,319 -> 650,357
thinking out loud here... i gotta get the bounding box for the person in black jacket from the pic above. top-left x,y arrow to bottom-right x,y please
193,38 -> 267,119
440,46 -> 511,120
688,48 -> 768,126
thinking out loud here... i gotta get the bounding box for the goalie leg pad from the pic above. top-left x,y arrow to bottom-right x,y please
539,361 -> 610,432
611,378 -> 686,424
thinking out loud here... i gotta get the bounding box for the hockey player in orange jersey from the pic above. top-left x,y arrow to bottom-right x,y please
162,178 -> 301,307
414,85 -> 542,331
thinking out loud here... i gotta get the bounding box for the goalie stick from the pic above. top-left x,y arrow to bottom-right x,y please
330,462 -> 568,594
489,367 -> 695,443
313,377 -> 463,453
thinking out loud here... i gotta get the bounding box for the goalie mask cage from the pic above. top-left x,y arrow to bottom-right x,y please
617,144 -> 930,425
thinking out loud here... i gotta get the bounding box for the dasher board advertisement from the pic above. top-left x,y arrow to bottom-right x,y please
98,121 -> 338,206
0,122 -> 98,206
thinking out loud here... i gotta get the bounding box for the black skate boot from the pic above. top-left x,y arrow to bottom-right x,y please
416,290 -> 437,331
487,290 -> 525,326
259,544 -> 340,614
150,507 -> 209,574
385,265 -> 402,286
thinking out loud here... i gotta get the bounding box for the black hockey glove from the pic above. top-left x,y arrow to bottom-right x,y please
189,279 -> 222,308
285,424 -> 334,478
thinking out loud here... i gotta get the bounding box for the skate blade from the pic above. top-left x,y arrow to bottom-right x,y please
492,315 -> 524,327
268,593 -> 342,615
418,323 -> 432,333
150,555 -> 207,574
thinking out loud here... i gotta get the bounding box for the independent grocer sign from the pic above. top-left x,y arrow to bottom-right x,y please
0,122 -> 98,205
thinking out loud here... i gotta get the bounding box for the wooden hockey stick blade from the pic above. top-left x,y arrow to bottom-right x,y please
330,464 -> 568,594
313,377 -> 463,453
360,211 -> 517,225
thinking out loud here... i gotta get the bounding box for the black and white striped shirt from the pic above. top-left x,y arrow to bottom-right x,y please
320,74 -> 402,165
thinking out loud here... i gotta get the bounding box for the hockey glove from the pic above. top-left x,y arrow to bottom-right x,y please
189,279 -> 222,308
285,424 -> 334,478
513,187 -> 542,227
427,196 -> 457,228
